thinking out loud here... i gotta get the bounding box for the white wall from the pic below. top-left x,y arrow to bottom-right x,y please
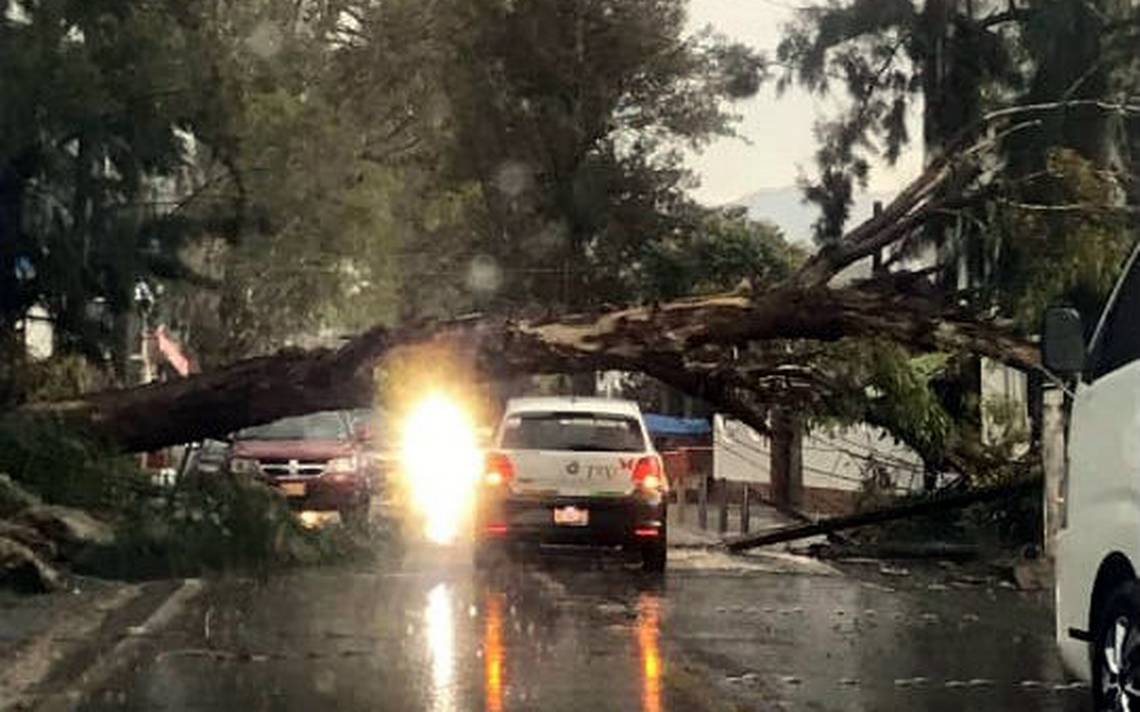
712,416 -> 927,494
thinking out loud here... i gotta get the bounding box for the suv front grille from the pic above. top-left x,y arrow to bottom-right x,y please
259,459 -> 327,478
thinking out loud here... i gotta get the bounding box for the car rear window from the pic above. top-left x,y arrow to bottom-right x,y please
499,412 -> 646,452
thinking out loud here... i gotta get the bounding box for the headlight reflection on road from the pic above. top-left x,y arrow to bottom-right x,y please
400,392 -> 482,544
425,583 -> 456,712
483,592 -> 506,712
637,593 -> 662,712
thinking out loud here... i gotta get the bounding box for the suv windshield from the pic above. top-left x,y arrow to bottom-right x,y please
235,411 -> 349,441
500,412 -> 646,452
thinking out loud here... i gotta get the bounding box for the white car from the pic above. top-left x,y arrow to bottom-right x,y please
473,397 -> 668,571
1044,243 -> 1140,710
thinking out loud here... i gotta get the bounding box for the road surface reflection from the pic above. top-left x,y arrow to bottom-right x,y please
425,583 -> 456,712
483,591 -> 506,712
637,592 -> 662,712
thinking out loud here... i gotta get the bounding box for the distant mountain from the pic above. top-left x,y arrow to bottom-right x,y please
730,186 -> 894,249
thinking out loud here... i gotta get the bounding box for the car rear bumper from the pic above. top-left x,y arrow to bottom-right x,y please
475,492 -> 667,548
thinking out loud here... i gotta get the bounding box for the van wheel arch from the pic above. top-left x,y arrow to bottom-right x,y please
1090,552 -> 1137,641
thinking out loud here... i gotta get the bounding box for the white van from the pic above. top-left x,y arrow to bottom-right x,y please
1044,244 -> 1140,710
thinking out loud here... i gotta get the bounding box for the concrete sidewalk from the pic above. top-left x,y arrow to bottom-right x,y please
668,498 -> 795,548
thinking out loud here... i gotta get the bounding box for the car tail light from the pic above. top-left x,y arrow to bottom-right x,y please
485,523 -> 509,536
484,452 -> 514,487
632,455 -> 666,492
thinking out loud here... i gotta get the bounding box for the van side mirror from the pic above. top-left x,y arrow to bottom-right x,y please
1042,307 -> 1085,375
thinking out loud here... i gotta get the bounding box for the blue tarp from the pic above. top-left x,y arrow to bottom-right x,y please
643,413 -> 711,437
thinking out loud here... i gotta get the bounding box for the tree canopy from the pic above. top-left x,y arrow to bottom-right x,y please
6,0 -> 1140,483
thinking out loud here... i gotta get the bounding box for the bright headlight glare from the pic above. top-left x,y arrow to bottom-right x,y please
400,392 -> 481,544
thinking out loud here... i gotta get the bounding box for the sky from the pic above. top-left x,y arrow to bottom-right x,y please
685,0 -> 925,206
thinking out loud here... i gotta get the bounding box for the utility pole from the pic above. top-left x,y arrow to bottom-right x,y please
770,407 -> 803,511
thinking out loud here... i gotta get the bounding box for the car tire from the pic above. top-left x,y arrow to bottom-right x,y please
1093,579 -> 1140,711
641,540 -> 666,573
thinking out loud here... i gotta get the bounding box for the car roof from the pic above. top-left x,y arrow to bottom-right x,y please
504,397 -> 643,417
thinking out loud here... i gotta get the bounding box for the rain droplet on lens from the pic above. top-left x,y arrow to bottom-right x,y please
494,161 -> 532,198
245,21 -> 283,59
467,255 -> 502,294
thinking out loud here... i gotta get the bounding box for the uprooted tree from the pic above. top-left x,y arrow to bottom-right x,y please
21,106 -> 1078,467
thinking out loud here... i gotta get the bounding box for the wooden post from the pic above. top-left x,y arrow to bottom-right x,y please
718,481 -> 729,534
1041,387 -> 1066,559
698,473 -> 708,530
741,484 -> 751,534
676,471 -> 687,524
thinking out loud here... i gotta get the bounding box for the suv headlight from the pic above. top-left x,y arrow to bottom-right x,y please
230,457 -> 258,475
327,456 -> 358,474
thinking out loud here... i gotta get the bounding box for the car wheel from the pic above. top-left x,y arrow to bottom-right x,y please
641,541 -> 666,573
1093,580 -> 1140,711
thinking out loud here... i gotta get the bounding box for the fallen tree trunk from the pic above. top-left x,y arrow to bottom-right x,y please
20,325 -> 400,453
20,281 -> 1038,454
723,477 -> 1042,552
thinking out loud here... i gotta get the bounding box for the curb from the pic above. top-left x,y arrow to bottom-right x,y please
7,579 -> 204,711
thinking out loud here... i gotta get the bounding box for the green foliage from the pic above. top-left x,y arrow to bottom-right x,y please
769,0 -> 1139,468
0,0 -> 219,362
809,340 -> 953,465
85,474 -> 392,580
0,415 -> 389,578
991,148 -> 1138,329
163,0 -> 447,357
777,0 -> 1140,247
0,415 -> 144,512
637,208 -> 804,299
437,0 -> 765,310
0,353 -> 112,406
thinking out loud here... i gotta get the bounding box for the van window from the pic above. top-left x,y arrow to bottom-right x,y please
1090,254 -> 1140,380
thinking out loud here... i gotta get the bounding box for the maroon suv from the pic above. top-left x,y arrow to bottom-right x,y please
228,410 -> 373,525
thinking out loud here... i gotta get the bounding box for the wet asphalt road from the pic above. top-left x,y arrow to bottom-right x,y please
75,545 -> 1090,712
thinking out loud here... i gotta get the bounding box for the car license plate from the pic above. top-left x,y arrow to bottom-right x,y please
553,506 -> 588,526
279,482 -> 306,498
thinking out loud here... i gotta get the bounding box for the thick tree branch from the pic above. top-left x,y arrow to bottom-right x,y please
22,282 -> 1036,453
793,97 -> 1140,287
